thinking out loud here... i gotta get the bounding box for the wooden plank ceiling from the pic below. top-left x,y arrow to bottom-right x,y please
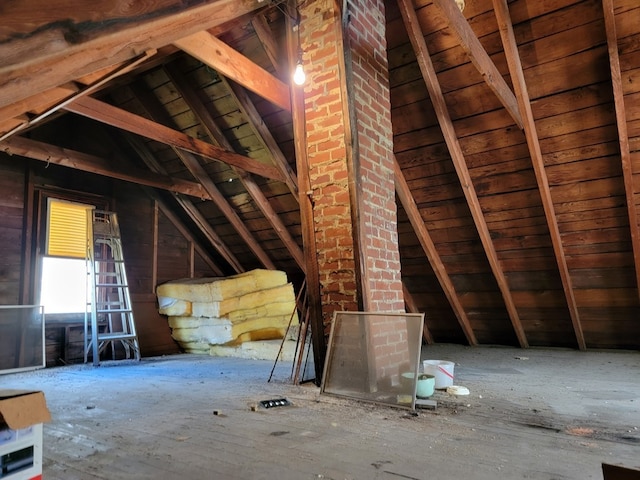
0,0 -> 638,349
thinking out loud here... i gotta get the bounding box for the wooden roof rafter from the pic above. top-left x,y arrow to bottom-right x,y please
0,85 -> 80,140
394,156 -> 478,346
492,0 -> 586,350
0,0 -> 268,111
251,13 -> 285,79
96,124 -> 228,276
164,64 -> 305,272
173,31 -> 292,112
0,46 -> 181,140
431,0 -> 524,130
602,0 -> 640,300
396,0 -> 529,348
123,133 -> 244,274
127,82 -> 276,271
222,77 -> 300,200
0,50 -> 156,142
170,28 -> 302,223
401,282 -> 434,344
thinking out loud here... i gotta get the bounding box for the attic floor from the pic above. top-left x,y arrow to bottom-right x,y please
2,344 -> 639,479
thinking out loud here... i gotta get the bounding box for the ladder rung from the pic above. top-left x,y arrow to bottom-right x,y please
95,333 -> 138,341
95,283 -> 128,288
97,308 -> 133,314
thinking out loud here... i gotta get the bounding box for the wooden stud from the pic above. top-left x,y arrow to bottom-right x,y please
145,189 -> 225,276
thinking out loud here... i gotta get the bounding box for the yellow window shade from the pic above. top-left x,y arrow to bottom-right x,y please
46,200 -> 93,258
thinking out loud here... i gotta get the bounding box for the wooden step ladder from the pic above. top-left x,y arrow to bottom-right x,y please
84,210 -> 140,366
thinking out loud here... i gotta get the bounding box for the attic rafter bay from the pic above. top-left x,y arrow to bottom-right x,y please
63,96 -> 286,183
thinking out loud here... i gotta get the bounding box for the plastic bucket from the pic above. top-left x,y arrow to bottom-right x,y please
416,374 -> 435,398
423,360 -> 455,389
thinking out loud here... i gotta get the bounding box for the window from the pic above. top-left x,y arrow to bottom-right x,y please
46,199 -> 92,258
39,199 -> 94,314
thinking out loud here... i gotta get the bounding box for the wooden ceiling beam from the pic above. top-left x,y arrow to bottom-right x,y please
165,65 -> 305,272
493,0 -> 585,350
431,0 -> 524,130
0,0 -> 266,110
397,0 -> 528,348
173,31 -> 291,112
394,157 -> 477,346
602,0 -> 640,303
64,96 -> 285,182
128,83 -> 276,271
0,136 -> 208,199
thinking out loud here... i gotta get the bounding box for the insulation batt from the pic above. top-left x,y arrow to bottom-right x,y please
156,269 -> 298,353
156,269 -> 288,303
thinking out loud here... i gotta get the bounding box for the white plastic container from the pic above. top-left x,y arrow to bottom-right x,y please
423,360 -> 455,389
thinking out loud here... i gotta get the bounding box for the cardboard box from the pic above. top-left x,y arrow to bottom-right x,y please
0,390 -> 51,480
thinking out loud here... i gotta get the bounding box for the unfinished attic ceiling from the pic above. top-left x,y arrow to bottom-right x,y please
387,0 -> 640,349
0,0 -> 639,351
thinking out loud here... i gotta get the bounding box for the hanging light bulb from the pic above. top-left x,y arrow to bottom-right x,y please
293,58 -> 306,86
292,7 -> 305,86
